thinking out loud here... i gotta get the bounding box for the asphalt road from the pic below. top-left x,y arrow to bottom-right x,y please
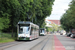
1,34 -> 75,50
3,34 -> 52,50
56,35 -> 75,50
30,35 -> 54,50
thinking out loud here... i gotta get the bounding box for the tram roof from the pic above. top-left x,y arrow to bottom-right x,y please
40,28 -> 45,29
18,21 -> 33,24
18,21 -> 39,28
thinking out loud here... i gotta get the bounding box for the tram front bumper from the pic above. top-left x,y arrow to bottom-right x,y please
40,34 -> 45,36
18,37 -> 30,40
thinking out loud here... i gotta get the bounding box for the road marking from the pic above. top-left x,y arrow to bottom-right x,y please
54,35 -> 66,50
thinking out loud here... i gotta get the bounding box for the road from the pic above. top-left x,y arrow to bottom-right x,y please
1,34 -> 75,50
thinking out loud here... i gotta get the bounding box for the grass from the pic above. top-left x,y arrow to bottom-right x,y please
0,33 -> 16,43
0,38 -> 14,43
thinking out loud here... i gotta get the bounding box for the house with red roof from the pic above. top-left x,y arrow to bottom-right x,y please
48,20 -> 60,26
45,19 -> 60,26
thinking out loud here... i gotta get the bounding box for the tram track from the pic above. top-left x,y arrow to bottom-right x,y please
0,39 -> 40,50
30,35 -> 49,50
0,36 -> 48,50
41,36 -> 51,50
0,41 -> 23,50
0,40 -> 34,50
0,35 -> 53,50
30,35 -> 53,50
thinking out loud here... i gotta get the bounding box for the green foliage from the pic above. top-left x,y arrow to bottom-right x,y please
0,0 -> 55,32
0,17 -> 10,30
0,33 -> 15,43
60,0 -> 75,31
50,23 -> 58,31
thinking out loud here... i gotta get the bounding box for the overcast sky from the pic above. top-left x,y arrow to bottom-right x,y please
46,0 -> 72,20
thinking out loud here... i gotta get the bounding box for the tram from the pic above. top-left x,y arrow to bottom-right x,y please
17,21 -> 39,40
39,28 -> 46,36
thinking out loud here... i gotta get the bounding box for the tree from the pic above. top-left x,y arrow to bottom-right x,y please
60,0 -> 75,31
0,0 -> 55,35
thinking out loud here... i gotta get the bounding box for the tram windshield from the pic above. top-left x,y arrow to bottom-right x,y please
42,30 -> 45,33
19,26 -> 30,34
40,29 -> 45,33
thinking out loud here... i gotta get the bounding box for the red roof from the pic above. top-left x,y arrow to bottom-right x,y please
48,20 -> 60,25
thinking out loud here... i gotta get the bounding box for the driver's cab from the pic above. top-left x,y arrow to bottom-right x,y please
19,26 -> 30,34
18,26 -> 30,37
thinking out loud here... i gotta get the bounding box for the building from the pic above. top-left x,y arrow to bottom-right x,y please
47,20 -> 60,26
45,19 -> 61,26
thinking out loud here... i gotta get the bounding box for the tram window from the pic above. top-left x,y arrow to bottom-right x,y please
19,24 -> 30,26
28,27 -> 30,30
30,27 -> 33,35
40,29 -> 45,33
31,28 -> 33,31
40,30 -> 42,33
19,26 -> 30,34
42,30 -> 45,33
19,28 -> 23,34
20,28 -> 23,31
23,27 -> 30,34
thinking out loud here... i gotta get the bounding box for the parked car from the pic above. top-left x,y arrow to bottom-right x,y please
70,34 -> 75,38
67,33 -> 71,37
60,33 -> 63,35
60,30 -> 66,35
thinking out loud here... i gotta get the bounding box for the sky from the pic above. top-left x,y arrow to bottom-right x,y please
46,0 -> 72,20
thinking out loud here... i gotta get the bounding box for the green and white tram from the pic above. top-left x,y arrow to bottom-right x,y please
39,28 -> 46,36
17,21 -> 39,40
